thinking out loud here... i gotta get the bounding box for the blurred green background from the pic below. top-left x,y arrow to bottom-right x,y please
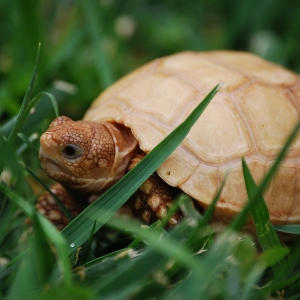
1,0 -> 300,123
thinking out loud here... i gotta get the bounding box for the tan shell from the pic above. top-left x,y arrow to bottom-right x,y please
84,51 -> 300,225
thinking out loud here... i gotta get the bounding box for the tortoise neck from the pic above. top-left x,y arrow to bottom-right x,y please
101,121 -> 139,186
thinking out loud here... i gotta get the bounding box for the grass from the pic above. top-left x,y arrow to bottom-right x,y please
1,1 -> 300,299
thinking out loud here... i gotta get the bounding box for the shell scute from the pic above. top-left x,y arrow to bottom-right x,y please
117,72 -> 198,125
179,163 -> 219,204
206,50 -> 298,87
180,93 -> 254,165
265,162 -> 297,222
235,82 -> 300,158
156,51 -> 249,93
157,146 -> 199,187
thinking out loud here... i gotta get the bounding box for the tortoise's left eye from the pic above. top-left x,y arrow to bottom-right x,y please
61,144 -> 84,159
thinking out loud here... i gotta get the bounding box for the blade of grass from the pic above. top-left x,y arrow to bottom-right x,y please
183,176 -> 228,252
62,84 -> 220,255
7,250 -> 41,299
27,212 -> 56,286
17,133 -> 39,157
0,83 -> 67,138
80,221 -> 96,264
242,158 -> 290,281
273,225 -> 300,234
270,271 -> 300,294
24,91 -> 59,119
16,132 -> 39,156
271,240 -> 300,294
259,246 -> 290,268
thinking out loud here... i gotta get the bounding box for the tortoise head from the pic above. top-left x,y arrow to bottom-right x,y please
39,116 -> 138,194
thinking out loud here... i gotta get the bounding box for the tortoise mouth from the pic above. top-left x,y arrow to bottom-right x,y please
40,159 -> 66,174
40,154 -> 95,191
39,156 -> 82,186
39,154 -> 72,177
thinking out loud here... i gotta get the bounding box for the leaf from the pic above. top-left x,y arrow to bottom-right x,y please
273,225 -> 300,234
242,158 -> 290,281
259,247 -> 290,268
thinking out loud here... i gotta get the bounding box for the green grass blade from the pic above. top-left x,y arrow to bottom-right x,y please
17,133 -> 39,157
242,158 -> 290,281
270,271 -> 300,294
182,177 -> 228,253
0,83 -> 68,138
62,84 -> 220,255
16,132 -> 39,156
80,221 -> 96,264
7,251 -> 40,299
27,212 -> 56,286
259,247 -> 290,268
24,91 -> 59,119
274,225 -> 300,234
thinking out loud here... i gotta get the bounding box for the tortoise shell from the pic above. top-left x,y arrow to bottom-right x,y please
84,51 -> 300,225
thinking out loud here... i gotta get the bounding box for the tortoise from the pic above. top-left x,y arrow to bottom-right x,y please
37,51 -> 300,231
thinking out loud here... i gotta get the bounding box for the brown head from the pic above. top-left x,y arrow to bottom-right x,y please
39,116 -> 138,194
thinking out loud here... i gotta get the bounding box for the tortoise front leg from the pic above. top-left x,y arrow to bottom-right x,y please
128,154 -> 183,227
36,184 -> 82,230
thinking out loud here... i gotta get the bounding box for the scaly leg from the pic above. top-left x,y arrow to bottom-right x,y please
36,184 -> 82,230
128,154 -> 182,227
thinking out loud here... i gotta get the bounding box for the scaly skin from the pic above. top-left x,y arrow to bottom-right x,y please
128,153 -> 182,226
36,184 -> 82,230
37,116 -> 182,229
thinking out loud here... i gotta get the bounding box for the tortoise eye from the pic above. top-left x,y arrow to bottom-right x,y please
61,144 -> 84,159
